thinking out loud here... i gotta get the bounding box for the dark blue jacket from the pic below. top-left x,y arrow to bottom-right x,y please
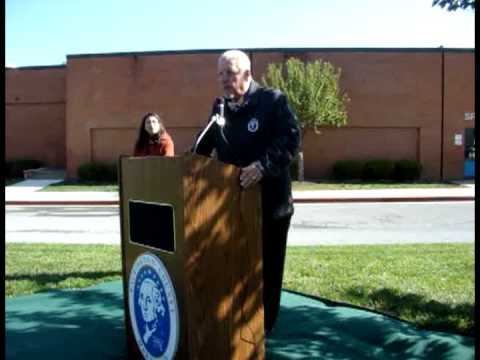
194,80 -> 300,219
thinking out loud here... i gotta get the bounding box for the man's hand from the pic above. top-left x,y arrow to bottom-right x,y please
240,161 -> 264,188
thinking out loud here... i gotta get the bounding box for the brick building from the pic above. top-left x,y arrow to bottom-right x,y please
5,48 -> 475,180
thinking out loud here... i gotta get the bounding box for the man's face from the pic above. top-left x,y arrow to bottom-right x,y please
217,58 -> 250,99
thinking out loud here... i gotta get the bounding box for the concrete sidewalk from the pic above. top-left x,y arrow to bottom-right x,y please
4,179 -> 475,205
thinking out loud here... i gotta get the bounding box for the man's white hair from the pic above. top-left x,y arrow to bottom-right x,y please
218,49 -> 251,72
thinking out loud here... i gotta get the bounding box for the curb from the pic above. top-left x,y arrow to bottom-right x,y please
294,196 -> 475,203
5,201 -> 119,206
5,196 -> 474,206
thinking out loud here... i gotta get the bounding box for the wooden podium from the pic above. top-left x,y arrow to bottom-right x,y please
119,154 -> 265,359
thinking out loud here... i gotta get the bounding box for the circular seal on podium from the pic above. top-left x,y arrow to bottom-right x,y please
128,252 -> 179,359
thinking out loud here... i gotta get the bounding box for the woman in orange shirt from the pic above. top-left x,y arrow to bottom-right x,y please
134,112 -> 175,156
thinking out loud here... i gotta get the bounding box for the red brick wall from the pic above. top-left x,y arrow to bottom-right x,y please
65,53 -> 223,178
5,67 -> 66,167
6,49 -> 474,181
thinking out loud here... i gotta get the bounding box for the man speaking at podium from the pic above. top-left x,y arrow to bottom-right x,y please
193,49 -> 300,333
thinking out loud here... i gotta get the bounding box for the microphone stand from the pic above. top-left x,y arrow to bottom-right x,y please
193,100 -> 226,153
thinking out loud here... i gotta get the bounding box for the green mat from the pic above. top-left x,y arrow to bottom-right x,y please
6,281 -> 474,359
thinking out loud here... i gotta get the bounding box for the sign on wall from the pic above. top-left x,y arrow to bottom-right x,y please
454,134 -> 463,146
464,112 -> 475,121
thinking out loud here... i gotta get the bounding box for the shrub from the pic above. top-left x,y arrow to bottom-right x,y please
6,159 -> 45,178
332,160 -> 365,180
393,160 -> 422,181
77,162 -> 117,182
262,57 -> 350,181
362,159 -> 395,180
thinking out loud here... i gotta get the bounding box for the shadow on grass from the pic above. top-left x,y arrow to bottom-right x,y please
6,282 -> 128,359
344,286 -> 474,337
5,283 -> 475,360
267,292 -> 475,360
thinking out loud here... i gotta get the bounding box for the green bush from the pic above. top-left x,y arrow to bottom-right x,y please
77,162 -> 117,182
393,159 -> 422,181
362,159 -> 395,180
6,159 -> 45,178
332,160 -> 365,180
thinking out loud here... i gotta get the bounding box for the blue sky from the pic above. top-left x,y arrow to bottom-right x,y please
5,0 -> 475,67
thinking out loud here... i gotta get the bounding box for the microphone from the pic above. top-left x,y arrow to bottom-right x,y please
216,97 -> 226,127
193,97 -> 226,153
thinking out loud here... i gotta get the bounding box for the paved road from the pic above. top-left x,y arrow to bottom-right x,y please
5,206 -> 120,244
289,201 -> 474,245
5,202 -> 474,246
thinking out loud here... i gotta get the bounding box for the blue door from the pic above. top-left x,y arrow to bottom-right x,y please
464,128 -> 475,179
464,159 -> 475,178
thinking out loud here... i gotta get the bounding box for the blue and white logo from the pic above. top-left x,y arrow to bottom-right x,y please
247,118 -> 259,132
129,252 -> 179,360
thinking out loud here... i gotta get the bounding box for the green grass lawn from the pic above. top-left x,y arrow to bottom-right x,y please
39,181 -> 119,192
36,180 -> 461,192
5,244 -> 122,297
283,243 -> 474,336
5,243 -> 474,336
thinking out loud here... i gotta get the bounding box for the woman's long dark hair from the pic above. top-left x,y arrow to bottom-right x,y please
134,112 -> 166,152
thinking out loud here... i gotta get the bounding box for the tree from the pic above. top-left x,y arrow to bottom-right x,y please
262,57 -> 349,181
432,0 -> 475,11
